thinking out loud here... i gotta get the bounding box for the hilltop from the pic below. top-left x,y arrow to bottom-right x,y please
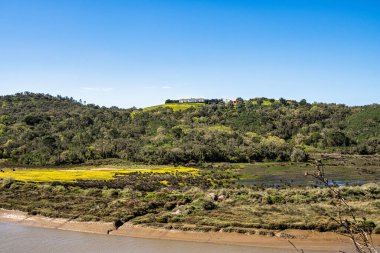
0,92 -> 379,166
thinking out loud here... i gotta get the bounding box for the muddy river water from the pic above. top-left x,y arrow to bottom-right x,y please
0,222 -> 341,253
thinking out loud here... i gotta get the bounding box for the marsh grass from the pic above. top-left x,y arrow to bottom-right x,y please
0,177 -> 378,233
0,162 -> 378,238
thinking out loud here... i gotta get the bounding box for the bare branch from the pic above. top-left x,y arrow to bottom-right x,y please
306,159 -> 378,253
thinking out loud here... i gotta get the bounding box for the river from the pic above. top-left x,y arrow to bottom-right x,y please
0,223 -> 339,253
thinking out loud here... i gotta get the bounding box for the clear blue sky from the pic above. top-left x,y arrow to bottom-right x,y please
0,0 -> 379,108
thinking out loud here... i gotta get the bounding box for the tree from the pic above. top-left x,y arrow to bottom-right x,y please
324,130 -> 350,147
299,99 -> 307,106
290,148 -> 308,162
236,97 -> 245,111
246,99 -> 254,109
226,101 -> 234,109
279,97 -> 287,105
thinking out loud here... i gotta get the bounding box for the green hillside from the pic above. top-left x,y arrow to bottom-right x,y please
0,92 -> 379,166
346,105 -> 380,141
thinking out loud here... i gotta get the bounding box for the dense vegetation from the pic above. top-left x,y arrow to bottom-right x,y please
0,92 -> 379,166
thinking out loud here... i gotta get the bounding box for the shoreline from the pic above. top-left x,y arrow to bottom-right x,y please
2,209 -> 379,251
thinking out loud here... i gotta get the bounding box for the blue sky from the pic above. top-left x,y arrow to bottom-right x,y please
0,0 -> 379,108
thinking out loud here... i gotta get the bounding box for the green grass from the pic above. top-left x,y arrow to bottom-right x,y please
131,103 -> 205,118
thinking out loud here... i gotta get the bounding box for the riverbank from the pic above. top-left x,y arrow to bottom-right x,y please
1,209 -> 378,252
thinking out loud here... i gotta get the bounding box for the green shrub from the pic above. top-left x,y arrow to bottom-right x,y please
169,215 -> 185,223
290,148 -> 308,162
156,214 -> 170,223
0,177 -> 15,189
164,201 -> 177,210
203,200 -> 217,210
265,194 -> 285,204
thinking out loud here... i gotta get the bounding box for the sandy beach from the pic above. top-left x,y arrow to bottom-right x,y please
1,208 -> 378,252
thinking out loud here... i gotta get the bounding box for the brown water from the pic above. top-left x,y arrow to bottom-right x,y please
0,223 -> 341,253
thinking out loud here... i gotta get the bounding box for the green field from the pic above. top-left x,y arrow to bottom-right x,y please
131,103 -> 205,117
144,103 -> 205,111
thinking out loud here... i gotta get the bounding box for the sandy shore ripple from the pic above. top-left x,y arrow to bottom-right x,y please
1,208 -> 379,251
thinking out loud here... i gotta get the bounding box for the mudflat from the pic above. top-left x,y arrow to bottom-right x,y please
2,208 -> 378,252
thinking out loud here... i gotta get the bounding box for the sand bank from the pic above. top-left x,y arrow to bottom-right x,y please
1,208 -> 378,252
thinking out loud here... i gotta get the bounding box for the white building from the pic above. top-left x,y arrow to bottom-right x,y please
179,98 -> 205,103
